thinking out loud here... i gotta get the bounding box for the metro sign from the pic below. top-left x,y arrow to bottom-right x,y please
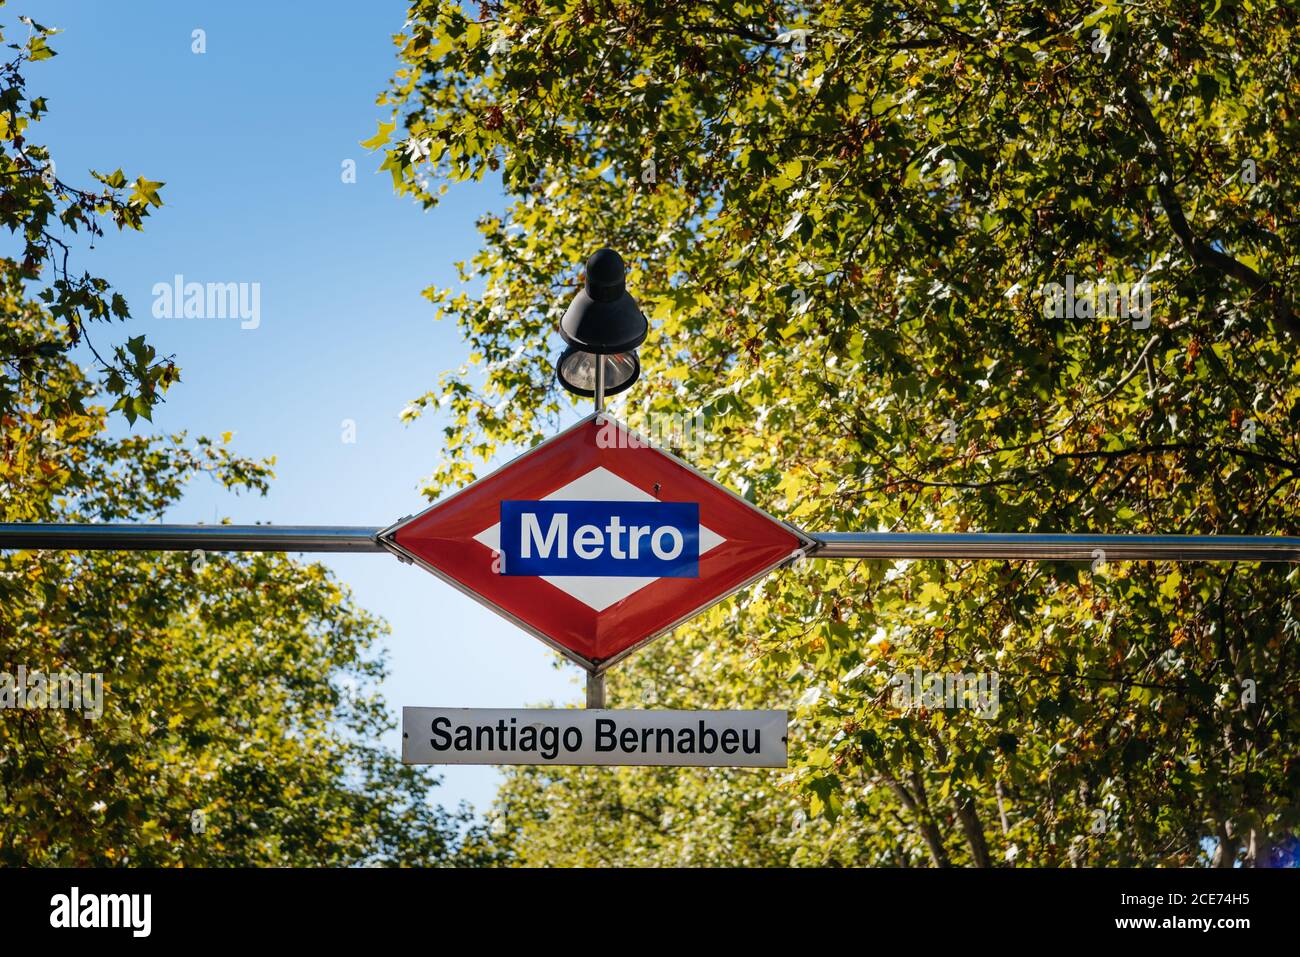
378,414 -> 812,672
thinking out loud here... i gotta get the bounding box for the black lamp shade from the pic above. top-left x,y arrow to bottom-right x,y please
555,347 -> 640,398
559,249 -> 648,354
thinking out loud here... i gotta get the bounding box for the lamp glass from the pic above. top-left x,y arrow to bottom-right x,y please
556,349 -> 639,397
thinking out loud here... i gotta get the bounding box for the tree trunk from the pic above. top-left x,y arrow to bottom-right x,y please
1212,822 -> 1238,867
956,795 -> 993,867
1246,828 -> 1273,868
883,772 -> 950,867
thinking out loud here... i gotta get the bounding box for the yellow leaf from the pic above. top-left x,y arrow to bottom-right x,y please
917,581 -> 947,607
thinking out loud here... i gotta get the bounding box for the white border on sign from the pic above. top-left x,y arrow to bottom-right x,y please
377,413 -> 815,674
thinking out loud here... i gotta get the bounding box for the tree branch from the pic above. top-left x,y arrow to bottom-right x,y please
1120,75 -> 1300,338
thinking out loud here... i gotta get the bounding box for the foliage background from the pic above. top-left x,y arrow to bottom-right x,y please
378,0 -> 1300,866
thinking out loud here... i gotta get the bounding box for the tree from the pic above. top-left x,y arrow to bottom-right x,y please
0,263 -> 487,865
376,0 -> 1300,865
1,6 -> 176,424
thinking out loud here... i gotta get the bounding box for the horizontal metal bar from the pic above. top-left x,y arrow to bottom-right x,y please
0,524 -> 386,553
2,525 -> 1297,562
806,532 -> 1300,563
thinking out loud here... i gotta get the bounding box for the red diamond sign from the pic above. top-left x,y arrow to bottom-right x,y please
378,414 -> 812,672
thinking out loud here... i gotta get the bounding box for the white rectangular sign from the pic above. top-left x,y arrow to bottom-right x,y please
402,708 -> 787,767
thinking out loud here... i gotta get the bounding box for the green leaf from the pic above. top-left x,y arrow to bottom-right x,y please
129,177 -> 164,208
360,120 -> 396,151
26,35 -> 56,61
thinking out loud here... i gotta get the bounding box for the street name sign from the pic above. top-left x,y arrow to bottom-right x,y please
402,707 -> 788,767
379,414 -> 812,672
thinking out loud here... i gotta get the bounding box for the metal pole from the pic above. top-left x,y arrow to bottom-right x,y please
585,672 -> 605,709
0,524 -> 385,552
3,525 -> 1300,562
594,355 -> 606,414
806,532 -> 1300,563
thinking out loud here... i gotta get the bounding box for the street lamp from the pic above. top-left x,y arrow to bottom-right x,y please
556,248 -> 647,410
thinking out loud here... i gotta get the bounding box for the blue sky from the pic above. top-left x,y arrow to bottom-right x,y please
15,0 -> 585,812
